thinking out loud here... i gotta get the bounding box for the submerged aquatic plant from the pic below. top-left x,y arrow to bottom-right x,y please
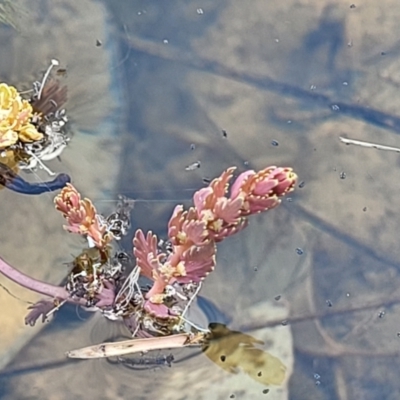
0,165 -> 297,334
0,164 -> 296,386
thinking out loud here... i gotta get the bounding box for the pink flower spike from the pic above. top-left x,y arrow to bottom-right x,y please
209,167 -> 236,198
168,206 -> 208,246
176,241 -> 216,283
246,196 -> 281,214
213,196 -> 244,225
193,186 -> 213,214
133,229 -> 163,280
211,217 -> 248,242
230,170 -> 255,199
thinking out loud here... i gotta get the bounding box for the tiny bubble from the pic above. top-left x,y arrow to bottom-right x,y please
190,143 -> 196,150
196,8 -> 204,14
220,355 -> 226,362
326,299 -> 333,307
254,266 -> 258,272
342,81 -> 348,86
314,373 -> 321,379
296,248 -> 304,255
287,120 -> 292,124
244,161 -> 249,166
286,197 -> 293,202
274,295 -> 281,301
310,84 -> 317,90
315,381 -> 321,386
281,320 -> 288,326
298,181 -> 305,188
348,40 -> 353,47
271,140 -> 279,146
332,104 -> 340,111
378,310 -> 385,318
340,171 -> 346,179
346,292 -> 350,297
275,38 -> 279,43
262,389 -> 269,394
163,39 -> 169,44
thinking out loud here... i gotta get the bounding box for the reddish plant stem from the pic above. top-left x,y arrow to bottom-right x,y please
0,257 -> 84,305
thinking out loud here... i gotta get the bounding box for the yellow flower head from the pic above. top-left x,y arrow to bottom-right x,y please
0,83 -> 43,149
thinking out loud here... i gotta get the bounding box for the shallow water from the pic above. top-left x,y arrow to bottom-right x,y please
2,1 -> 400,399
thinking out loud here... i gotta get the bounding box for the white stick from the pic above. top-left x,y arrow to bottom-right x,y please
66,332 -> 206,359
339,136 -> 400,153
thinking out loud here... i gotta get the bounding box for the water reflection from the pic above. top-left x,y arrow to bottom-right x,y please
2,0 -> 400,399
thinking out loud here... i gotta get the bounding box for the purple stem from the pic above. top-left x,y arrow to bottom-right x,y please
0,257 -> 84,305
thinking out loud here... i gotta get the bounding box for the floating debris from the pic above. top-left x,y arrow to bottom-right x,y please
326,299 -> 333,307
222,129 -> 227,138
339,172 -> 346,180
96,39 -> 102,47
295,248 -> 304,255
339,136 -> 400,153
271,140 -> 279,147
298,181 -> 305,188
185,161 -> 201,171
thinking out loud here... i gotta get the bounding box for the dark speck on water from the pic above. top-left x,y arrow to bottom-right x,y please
298,181 -> 305,188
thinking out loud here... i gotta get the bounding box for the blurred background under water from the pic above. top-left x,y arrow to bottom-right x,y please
1,0 -> 400,399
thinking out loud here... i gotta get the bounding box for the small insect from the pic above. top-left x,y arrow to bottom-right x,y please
185,161 -> 201,171
222,130 -> 227,138
56,68 -> 67,77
